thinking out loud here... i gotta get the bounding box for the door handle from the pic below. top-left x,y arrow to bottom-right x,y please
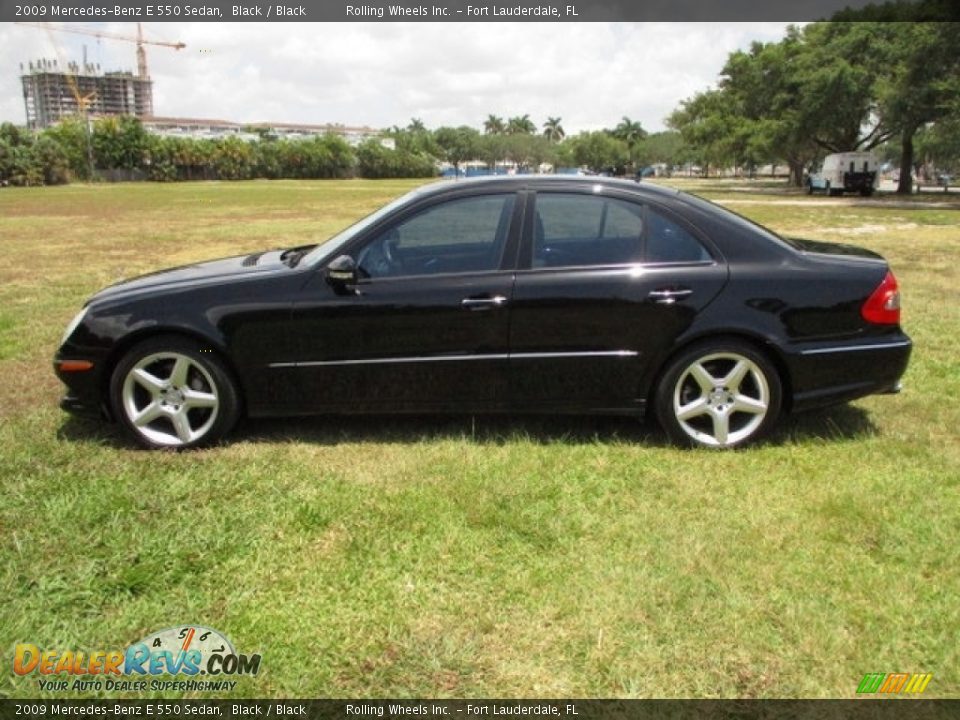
648,287 -> 693,304
461,295 -> 508,310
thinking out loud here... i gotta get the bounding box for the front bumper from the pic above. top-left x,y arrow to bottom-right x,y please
59,392 -> 108,419
53,349 -> 111,420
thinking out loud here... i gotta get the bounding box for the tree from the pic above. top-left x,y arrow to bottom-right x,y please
915,119 -> 960,176
92,116 -> 150,171
669,19 -> 960,190
874,22 -> 960,193
407,118 -> 426,133
667,90 -> 744,176
634,131 -> 687,172
506,114 -> 536,135
611,116 -> 647,170
551,140 -> 577,172
483,115 -> 505,135
477,133 -> 508,172
388,125 -> 439,157
433,126 -> 480,175
542,117 -> 565,142
570,131 -> 629,173
796,22 -> 898,153
715,32 -> 821,185
355,139 -> 436,178
612,116 -> 646,145
503,133 -> 552,172
44,117 -> 93,181
210,136 -> 256,180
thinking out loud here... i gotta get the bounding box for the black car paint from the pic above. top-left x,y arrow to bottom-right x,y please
55,177 -> 911,424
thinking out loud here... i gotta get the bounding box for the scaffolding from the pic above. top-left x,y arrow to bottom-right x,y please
20,58 -> 153,129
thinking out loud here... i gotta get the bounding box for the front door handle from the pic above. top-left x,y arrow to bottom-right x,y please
648,287 -> 693,304
461,295 -> 508,310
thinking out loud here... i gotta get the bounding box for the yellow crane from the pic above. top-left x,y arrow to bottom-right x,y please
15,22 -> 186,79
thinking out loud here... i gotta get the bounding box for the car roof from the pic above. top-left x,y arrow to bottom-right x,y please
411,174 -> 684,201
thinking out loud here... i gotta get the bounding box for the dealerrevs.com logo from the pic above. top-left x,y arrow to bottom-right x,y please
13,626 -> 261,692
856,672 -> 933,695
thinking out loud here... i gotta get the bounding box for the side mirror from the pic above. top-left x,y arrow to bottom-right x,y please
325,254 -> 358,288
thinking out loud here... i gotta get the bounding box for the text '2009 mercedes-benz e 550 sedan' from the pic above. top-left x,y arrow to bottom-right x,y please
55,176 -> 911,449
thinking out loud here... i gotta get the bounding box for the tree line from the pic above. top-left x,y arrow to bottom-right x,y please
0,111 -> 688,187
0,116 -> 435,186
2,10 -> 956,191
667,19 -> 959,192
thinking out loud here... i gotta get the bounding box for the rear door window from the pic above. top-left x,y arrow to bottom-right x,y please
531,193 -> 711,267
645,208 -> 712,264
533,194 -> 643,268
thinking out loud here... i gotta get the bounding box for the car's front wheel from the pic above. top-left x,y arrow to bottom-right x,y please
110,336 -> 240,449
655,340 -> 782,449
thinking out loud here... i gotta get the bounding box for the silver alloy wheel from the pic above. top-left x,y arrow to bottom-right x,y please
121,351 -> 220,447
672,352 -> 770,447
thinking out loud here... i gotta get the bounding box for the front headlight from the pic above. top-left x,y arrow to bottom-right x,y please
60,307 -> 88,347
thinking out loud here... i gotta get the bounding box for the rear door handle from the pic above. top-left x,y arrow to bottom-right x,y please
648,287 -> 693,304
461,295 -> 508,310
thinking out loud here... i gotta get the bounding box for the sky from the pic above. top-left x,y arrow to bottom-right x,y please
1,22 -> 793,134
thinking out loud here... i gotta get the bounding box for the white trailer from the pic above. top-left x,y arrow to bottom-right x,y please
807,152 -> 879,197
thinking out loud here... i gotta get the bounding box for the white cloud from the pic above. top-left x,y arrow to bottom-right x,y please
1,21 -> 791,133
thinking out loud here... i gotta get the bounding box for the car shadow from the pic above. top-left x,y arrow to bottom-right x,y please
57,403 -> 878,450
232,413 -> 671,447
767,403 -> 878,444
56,415 -> 128,447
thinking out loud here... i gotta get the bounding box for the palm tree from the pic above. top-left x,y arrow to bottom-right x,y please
483,115 -> 506,135
542,117 -> 565,142
612,116 -> 647,170
407,118 -> 426,133
612,116 -> 646,146
507,114 -> 536,135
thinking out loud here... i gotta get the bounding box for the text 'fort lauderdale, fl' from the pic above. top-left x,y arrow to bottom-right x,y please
345,4 -> 579,18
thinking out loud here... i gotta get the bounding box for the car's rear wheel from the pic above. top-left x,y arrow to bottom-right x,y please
110,336 -> 240,449
655,340 -> 782,449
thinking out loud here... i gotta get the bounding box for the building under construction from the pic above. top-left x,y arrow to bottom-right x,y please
20,58 -> 153,129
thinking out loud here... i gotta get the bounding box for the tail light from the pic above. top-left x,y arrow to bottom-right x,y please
861,271 -> 901,324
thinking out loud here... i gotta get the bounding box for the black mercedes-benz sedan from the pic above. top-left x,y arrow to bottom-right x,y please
54,176 -> 911,449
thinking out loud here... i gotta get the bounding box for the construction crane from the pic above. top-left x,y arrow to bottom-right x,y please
15,22 -> 186,79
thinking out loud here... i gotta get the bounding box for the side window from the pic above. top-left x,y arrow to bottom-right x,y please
645,209 -> 711,264
533,194 -> 643,268
357,194 -> 514,278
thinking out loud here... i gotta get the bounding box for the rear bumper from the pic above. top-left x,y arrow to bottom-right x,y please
784,335 -> 912,412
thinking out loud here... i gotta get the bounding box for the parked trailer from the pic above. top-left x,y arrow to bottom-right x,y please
808,152 -> 879,197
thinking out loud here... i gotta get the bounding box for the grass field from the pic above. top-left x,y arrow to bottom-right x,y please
1,178 -> 958,699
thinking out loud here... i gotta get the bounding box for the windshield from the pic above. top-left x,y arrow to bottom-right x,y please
301,186 -> 429,266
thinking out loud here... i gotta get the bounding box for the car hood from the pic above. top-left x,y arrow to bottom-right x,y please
89,247 -> 308,304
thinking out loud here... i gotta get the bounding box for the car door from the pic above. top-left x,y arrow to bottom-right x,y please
508,189 -> 728,412
287,190 -> 522,413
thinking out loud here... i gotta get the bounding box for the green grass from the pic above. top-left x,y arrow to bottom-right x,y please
1,179 -> 958,699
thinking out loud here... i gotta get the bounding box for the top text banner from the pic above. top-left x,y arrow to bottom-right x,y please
1,0 -> 886,22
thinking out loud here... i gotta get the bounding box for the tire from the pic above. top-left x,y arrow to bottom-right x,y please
109,335 -> 240,449
654,339 -> 783,449
806,183 -> 814,195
